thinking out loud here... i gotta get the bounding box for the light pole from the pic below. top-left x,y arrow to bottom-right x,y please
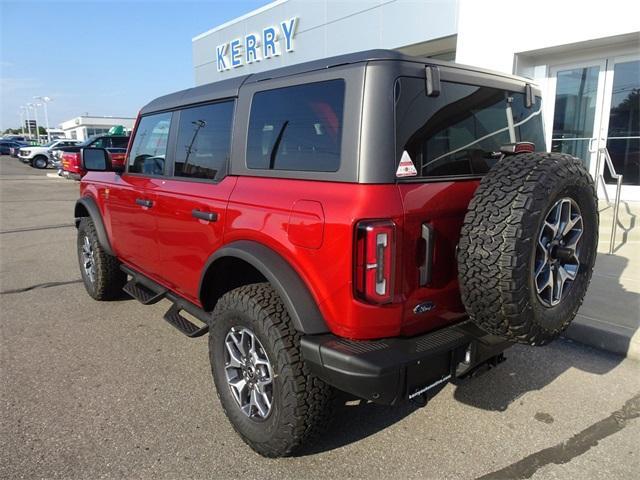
23,106 -> 32,138
34,96 -> 52,142
28,103 -> 42,143
18,108 -> 25,135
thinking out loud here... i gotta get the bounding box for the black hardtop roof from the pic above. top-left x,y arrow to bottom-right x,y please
140,49 -> 533,115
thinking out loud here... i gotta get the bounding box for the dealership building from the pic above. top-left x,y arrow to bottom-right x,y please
59,115 -> 135,141
193,0 -> 640,199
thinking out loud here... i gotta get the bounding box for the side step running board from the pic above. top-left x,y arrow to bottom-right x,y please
120,265 -> 211,339
163,304 -> 209,338
123,279 -> 166,305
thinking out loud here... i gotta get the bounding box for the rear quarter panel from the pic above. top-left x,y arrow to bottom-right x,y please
226,176 -> 405,339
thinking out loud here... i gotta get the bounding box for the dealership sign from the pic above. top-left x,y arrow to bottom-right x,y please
216,17 -> 297,72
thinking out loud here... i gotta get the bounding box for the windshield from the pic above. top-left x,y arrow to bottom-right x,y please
42,141 -> 57,147
395,78 -> 545,178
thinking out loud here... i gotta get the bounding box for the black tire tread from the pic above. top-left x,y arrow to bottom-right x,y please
212,283 -> 334,457
457,152 -> 598,345
77,217 -> 126,300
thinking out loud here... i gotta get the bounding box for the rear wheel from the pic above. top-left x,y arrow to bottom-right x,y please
77,217 -> 126,300
457,152 -> 598,345
209,283 -> 334,457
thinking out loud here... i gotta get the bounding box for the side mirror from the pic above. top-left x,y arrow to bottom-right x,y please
82,147 -> 110,171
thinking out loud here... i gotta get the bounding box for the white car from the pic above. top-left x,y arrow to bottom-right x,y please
18,139 -> 81,169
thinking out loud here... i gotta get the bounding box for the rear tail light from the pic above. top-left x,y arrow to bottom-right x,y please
354,219 -> 396,304
500,142 -> 535,154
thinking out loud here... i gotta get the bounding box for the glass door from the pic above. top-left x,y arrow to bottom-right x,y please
600,56 -> 640,198
549,60 -> 607,176
548,56 -> 640,200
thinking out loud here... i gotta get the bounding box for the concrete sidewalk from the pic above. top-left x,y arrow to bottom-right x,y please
566,200 -> 640,360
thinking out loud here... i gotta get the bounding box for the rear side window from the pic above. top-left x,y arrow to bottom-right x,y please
247,79 -> 345,172
128,112 -> 172,175
174,101 -> 234,181
110,137 -> 129,149
395,78 -> 545,178
90,137 -> 108,148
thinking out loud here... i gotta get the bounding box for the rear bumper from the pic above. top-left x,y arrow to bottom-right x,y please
301,321 -> 511,405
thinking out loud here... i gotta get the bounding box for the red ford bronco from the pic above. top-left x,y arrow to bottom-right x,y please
75,50 -> 598,457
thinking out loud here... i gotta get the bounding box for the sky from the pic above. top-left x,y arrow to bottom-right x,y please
0,0 -> 271,131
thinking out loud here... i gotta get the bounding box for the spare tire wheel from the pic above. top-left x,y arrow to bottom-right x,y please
457,152 -> 598,345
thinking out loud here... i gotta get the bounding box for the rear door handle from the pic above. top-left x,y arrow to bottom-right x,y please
419,223 -> 434,287
192,209 -> 218,222
135,198 -> 153,208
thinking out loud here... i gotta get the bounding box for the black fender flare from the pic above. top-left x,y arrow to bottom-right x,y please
74,196 -> 115,256
201,240 -> 329,335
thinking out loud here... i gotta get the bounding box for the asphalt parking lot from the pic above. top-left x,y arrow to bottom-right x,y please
1,156 -> 639,479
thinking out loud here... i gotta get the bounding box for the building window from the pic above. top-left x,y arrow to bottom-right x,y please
247,79 -> 345,172
87,127 -> 111,137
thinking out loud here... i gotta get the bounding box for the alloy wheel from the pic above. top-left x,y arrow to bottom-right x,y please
534,198 -> 583,307
224,326 -> 274,420
81,236 -> 96,284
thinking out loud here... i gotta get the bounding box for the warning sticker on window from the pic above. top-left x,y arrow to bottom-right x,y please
396,151 -> 418,177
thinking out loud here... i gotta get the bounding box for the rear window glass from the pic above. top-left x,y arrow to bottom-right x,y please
395,78 -> 545,178
247,79 -> 345,172
128,112 -> 172,175
174,101 -> 234,181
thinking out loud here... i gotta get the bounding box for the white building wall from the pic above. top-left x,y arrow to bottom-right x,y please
455,0 -> 640,74
193,0 -> 459,85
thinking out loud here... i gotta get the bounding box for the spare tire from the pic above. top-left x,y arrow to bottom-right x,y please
457,152 -> 598,345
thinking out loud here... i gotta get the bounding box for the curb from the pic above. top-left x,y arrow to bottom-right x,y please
564,316 -> 640,361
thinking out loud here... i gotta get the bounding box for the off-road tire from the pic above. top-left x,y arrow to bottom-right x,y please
209,283 -> 334,457
77,217 -> 126,300
32,155 -> 48,169
457,153 -> 598,345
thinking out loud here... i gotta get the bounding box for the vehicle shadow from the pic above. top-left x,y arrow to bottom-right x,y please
298,391 -> 423,456
603,200 -> 637,253
451,338 -> 624,412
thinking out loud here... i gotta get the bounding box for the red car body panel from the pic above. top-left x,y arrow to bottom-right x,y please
81,172 -> 477,340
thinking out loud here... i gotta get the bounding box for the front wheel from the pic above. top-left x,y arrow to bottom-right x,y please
77,217 -> 126,300
32,155 -> 49,169
209,283 -> 334,457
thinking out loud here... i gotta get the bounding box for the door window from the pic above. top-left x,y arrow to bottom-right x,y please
174,101 -> 234,181
128,112 -> 172,175
90,137 -> 109,148
110,136 -> 129,149
551,66 -> 600,163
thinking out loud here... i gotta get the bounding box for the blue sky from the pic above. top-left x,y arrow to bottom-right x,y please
0,0 -> 271,131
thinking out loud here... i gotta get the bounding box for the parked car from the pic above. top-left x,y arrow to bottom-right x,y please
58,135 -> 128,179
18,139 -> 81,168
73,50 -> 599,457
9,141 -> 30,157
0,140 -> 28,155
